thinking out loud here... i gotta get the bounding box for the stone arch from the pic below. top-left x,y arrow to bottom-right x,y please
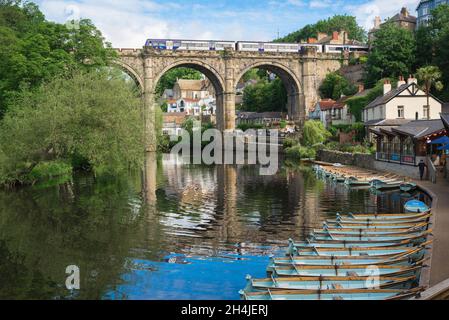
153,59 -> 227,130
152,59 -> 225,95
235,61 -> 304,122
112,60 -> 144,92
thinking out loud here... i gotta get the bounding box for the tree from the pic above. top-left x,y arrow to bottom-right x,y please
365,23 -> 416,87
319,72 -> 357,100
241,78 -> 287,113
416,5 -> 449,101
275,15 -> 366,43
0,71 -> 144,185
416,66 -> 444,109
0,1 -> 116,117
155,68 -> 202,97
302,121 -> 331,146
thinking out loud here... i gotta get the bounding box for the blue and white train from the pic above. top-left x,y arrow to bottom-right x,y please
145,39 -> 368,54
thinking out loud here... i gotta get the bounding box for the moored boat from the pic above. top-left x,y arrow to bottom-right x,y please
400,182 -> 417,193
404,200 -> 430,213
243,275 -> 416,292
239,287 -> 423,300
268,264 -> 423,278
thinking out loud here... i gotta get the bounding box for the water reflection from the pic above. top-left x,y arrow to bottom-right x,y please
0,154 -> 430,300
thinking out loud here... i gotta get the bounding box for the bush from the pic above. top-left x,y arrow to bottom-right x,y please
302,120 -> 331,146
0,70 -> 144,186
25,161 -> 72,184
285,145 -> 316,160
283,137 -> 299,149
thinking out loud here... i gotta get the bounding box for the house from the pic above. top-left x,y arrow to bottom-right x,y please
177,98 -> 201,116
310,99 -> 335,125
173,79 -> 214,100
166,99 -> 179,113
309,31 -> 363,45
162,112 -> 187,136
370,119 -> 447,177
236,112 -> 284,126
369,7 -> 417,42
417,0 -> 449,27
363,76 -> 443,140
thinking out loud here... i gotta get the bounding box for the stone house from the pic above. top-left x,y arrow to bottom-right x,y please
173,79 -> 214,100
162,112 -> 187,136
236,112 -> 284,126
369,7 -> 417,42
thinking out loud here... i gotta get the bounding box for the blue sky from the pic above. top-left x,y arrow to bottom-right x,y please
35,0 -> 421,47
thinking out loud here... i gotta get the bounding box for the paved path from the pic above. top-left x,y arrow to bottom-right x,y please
414,177 -> 449,286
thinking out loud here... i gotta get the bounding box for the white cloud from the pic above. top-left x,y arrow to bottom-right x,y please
346,0 -> 420,30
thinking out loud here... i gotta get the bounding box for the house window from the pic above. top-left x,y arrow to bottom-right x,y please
423,105 -> 430,119
397,106 -> 404,118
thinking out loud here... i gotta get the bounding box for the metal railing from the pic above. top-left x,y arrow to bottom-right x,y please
427,156 -> 437,184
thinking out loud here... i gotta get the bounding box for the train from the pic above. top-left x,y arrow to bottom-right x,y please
145,39 -> 368,54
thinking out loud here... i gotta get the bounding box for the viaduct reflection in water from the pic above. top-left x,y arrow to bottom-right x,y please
0,153 -> 428,299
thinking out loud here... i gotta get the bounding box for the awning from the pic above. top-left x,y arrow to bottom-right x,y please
437,144 -> 449,151
428,136 -> 449,145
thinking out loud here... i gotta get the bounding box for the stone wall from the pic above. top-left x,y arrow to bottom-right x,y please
317,149 -> 421,179
317,150 -> 374,169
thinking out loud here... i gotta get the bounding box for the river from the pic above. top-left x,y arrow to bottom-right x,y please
0,153 -> 429,300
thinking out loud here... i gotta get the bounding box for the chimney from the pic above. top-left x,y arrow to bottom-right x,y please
407,74 -> 417,85
318,32 -> 328,41
397,75 -> 406,88
401,7 -> 409,17
358,84 -> 365,93
374,16 -> 382,29
383,79 -> 392,95
332,31 -> 339,41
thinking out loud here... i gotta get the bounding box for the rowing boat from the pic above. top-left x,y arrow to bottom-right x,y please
324,221 -> 430,230
314,228 -> 430,237
243,275 -> 416,291
269,253 -> 424,268
287,239 -> 432,255
328,215 -> 431,226
370,179 -> 403,190
286,241 -> 432,258
239,287 -> 422,300
268,264 -> 423,278
337,211 -> 430,220
322,222 -> 429,233
309,230 -> 430,243
404,200 -> 430,213
400,182 -> 417,193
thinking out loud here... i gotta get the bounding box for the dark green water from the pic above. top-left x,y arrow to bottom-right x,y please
0,154 -> 428,300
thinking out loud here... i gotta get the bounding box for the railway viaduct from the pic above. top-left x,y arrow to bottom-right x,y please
115,47 -> 351,151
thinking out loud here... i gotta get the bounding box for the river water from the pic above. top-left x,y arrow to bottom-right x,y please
0,154 -> 429,300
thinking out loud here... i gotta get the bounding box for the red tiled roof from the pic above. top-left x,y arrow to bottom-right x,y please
319,99 -> 337,110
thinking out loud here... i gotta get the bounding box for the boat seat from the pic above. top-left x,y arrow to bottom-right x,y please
346,271 -> 359,276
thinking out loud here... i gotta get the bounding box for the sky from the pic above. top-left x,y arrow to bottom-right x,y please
35,0 -> 421,47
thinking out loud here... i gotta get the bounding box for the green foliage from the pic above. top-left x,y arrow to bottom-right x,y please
319,72 -> 357,100
0,71 -> 144,186
275,15 -> 366,43
285,145 -> 316,160
325,142 -> 375,155
346,82 -> 384,121
237,123 -> 264,131
0,0 -> 117,117
416,65 -> 444,107
155,67 -> 202,97
283,137 -> 299,149
365,23 -> 416,88
415,5 -> 449,101
241,78 -> 287,112
329,123 -> 366,143
25,160 -> 72,184
301,120 -> 331,146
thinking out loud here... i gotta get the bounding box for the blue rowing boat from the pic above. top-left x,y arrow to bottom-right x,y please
404,200 -> 430,213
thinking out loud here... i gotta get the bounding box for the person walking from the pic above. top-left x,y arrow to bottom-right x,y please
418,160 -> 427,180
